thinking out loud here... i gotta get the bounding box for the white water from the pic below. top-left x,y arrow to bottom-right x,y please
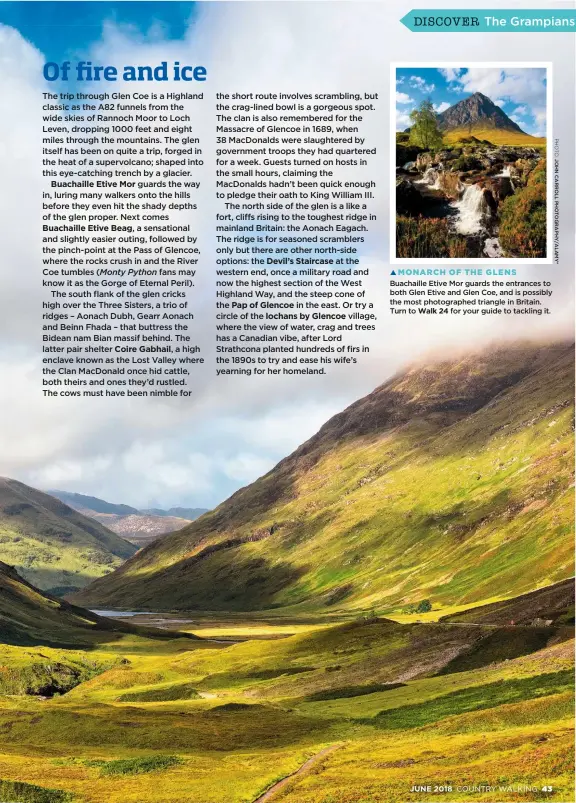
451,184 -> 488,235
416,166 -> 441,189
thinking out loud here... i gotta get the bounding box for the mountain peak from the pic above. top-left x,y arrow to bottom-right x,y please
438,91 -> 526,135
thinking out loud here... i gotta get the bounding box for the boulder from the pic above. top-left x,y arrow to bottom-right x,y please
436,171 -> 462,199
396,143 -> 423,168
435,150 -> 455,163
512,157 -> 538,186
485,176 -> 514,205
416,152 -> 434,171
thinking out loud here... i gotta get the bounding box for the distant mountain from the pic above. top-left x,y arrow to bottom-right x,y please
49,490 -> 138,516
48,490 -> 209,548
89,513 -> 193,548
0,478 -> 136,596
438,91 -> 526,134
72,341 -> 574,614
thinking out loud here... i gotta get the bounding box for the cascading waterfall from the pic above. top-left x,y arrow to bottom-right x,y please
451,184 -> 489,235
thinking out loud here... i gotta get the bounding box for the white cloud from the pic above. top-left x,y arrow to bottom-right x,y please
396,91 -> 413,104
434,101 -> 450,113
439,67 -> 463,83
396,107 -> 413,131
409,76 -> 435,93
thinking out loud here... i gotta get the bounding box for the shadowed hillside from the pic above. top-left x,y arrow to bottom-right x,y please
441,578 -> 575,627
0,560 -> 198,648
0,478 -> 137,595
72,341 -> 575,614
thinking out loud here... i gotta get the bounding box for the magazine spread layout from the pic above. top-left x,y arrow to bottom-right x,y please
0,1 -> 574,802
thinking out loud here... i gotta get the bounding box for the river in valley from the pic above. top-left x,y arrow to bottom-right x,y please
90,609 -> 330,641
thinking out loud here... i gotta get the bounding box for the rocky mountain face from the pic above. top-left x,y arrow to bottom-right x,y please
438,92 -> 525,133
87,513 -> 193,548
48,491 -> 209,548
0,478 -> 137,596
71,341 -> 575,615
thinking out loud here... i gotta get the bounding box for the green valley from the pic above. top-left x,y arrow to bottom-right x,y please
72,341 -> 574,617
0,579 -> 573,802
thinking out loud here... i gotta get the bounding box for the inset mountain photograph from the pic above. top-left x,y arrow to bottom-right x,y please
394,66 -> 549,260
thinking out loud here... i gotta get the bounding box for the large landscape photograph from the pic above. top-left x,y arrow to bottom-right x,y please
394,65 -> 549,260
0,339 -> 574,803
0,4 -> 574,803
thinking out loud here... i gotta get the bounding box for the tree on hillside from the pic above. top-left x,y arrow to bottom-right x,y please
409,100 -> 443,150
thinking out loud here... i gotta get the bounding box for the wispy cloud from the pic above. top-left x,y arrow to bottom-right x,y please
409,76 -> 435,93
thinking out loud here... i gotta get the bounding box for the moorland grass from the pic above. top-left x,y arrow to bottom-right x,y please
117,682 -> 200,703
373,670 -> 573,730
72,347 -> 574,617
0,628 -> 573,802
396,216 -> 480,259
97,755 -> 182,776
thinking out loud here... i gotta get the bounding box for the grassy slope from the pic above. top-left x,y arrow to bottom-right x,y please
0,609 -> 572,802
72,341 -> 575,614
0,478 -> 137,593
442,127 -> 546,147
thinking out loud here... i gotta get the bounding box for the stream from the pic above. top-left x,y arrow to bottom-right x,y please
412,165 -> 499,256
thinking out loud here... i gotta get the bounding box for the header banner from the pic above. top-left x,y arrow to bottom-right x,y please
400,9 -> 576,32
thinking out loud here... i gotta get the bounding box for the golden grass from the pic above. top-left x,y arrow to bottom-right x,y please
443,127 -> 546,147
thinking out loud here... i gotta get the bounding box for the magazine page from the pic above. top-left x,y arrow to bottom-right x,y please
0,1 -> 574,802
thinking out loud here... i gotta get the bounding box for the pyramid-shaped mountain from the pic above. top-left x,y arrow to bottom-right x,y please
438,92 -> 525,134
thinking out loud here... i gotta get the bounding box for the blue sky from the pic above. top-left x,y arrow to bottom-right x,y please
396,66 -> 547,137
0,1 -> 196,61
